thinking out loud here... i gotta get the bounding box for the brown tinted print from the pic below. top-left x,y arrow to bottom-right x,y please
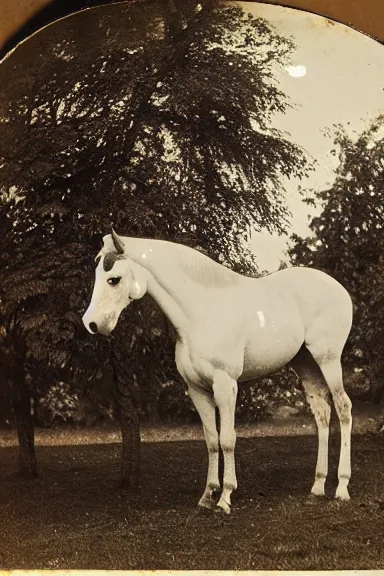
0,1 -> 383,571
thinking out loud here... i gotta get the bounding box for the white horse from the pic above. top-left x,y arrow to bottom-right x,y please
83,230 -> 353,514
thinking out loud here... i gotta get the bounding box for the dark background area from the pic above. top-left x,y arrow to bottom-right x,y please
0,0 -> 383,62
0,0 -> 127,60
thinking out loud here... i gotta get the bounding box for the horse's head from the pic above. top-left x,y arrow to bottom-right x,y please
82,230 -> 147,336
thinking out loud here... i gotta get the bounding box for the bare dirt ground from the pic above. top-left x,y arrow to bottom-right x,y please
0,405 -> 383,571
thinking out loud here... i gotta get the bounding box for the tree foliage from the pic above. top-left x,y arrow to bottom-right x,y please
0,0 -> 308,422
289,115 -> 384,400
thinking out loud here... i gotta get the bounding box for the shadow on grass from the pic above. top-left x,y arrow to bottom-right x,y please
0,434 -> 383,570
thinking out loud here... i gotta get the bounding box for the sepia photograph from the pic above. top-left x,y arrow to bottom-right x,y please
0,0 -> 383,571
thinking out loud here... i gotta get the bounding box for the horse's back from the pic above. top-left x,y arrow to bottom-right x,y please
263,266 -> 350,305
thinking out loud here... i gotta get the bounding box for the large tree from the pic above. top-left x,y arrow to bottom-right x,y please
0,0 -> 308,480
289,115 -> 384,401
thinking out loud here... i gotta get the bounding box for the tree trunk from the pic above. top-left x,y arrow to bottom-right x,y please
116,390 -> 141,491
12,357 -> 37,478
110,352 -> 141,491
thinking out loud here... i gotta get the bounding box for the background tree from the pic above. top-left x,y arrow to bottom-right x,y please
0,0 -> 309,480
289,115 -> 384,401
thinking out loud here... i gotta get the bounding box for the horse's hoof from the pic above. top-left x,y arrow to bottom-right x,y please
306,493 -> 317,501
216,499 -> 231,514
335,490 -> 351,502
304,493 -> 319,506
309,489 -> 326,498
310,479 -> 326,497
198,496 -> 216,510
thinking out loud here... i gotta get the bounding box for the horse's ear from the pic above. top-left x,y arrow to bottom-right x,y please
129,279 -> 147,300
111,228 -> 125,254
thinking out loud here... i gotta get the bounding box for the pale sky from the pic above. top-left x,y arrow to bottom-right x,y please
238,3 -> 384,271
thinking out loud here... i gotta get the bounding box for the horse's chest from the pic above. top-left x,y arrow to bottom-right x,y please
175,333 -> 243,389
175,339 -> 209,388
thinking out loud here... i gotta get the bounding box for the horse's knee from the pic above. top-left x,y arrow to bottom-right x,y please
205,429 -> 219,453
220,428 -> 236,453
212,369 -> 237,451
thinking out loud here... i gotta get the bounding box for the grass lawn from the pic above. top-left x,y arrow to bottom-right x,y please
0,411 -> 383,570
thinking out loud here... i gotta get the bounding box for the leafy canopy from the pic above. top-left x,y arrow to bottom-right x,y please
289,115 -> 384,400
0,0 -> 309,416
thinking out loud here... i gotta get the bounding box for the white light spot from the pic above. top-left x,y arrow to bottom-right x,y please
141,253 -> 147,259
257,311 -> 266,328
285,65 -> 307,78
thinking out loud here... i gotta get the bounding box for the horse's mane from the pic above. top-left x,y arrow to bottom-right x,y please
104,235 -> 243,288
172,243 -> 242,288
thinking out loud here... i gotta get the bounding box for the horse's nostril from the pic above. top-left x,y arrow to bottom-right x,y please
89,322 -> 98,334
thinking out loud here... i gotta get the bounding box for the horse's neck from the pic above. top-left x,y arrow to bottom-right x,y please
123,236 -> 239,291
122,237 -> 198,332
122,236 -> 236,336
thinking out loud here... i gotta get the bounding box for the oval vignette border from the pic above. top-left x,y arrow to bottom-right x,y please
0,2 -> 383,576
0,0 -> 383,57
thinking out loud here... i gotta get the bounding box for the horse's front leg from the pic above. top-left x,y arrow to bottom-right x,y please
187,386 -> 220,508
213,369 -> 238,514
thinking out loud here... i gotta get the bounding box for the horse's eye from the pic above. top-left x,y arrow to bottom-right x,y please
107,277 -> 121,286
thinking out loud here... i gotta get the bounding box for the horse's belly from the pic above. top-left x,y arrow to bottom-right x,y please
241,340 -> 301,380
240,320 -> 304,381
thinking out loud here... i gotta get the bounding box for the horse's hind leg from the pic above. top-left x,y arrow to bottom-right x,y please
291,349 -> 331,497
306,345 -> 352,501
